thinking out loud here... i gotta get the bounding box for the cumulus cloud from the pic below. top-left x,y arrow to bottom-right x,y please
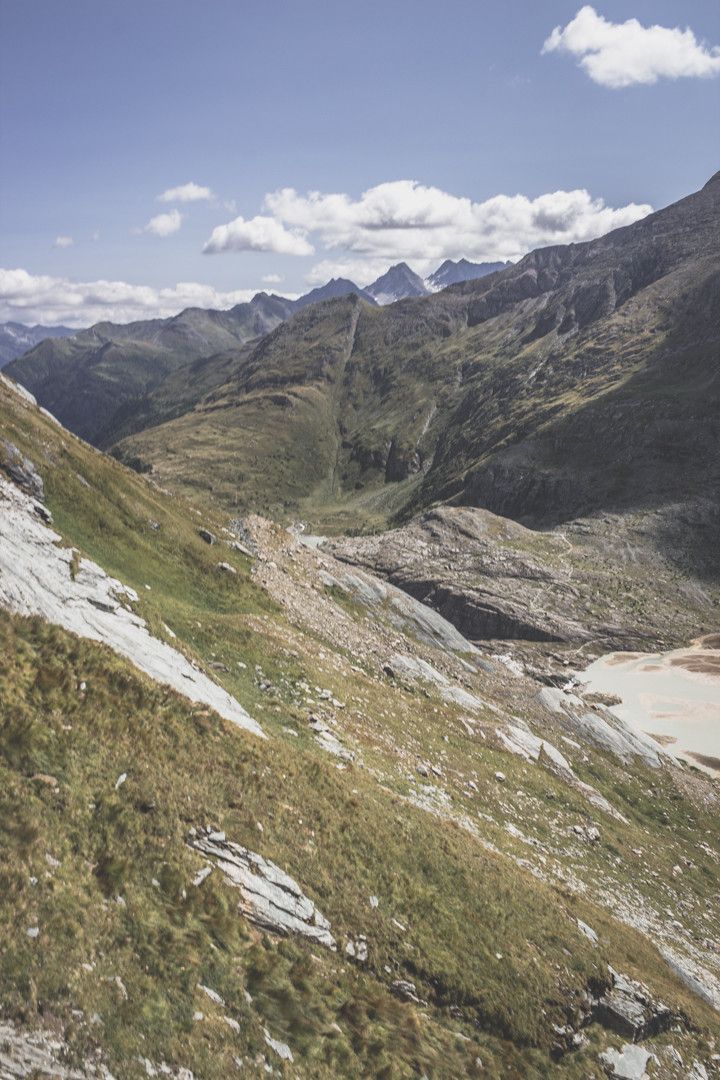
158,181 -> 214,202
53,235 -> 74,248
261,273 -> 284,284
304,257 -> 400,288
142,209 -> 183,237
203,214 -> 314,255
0,268 -> 258,328
542,6 -> 720,88
254,180 -> 652,273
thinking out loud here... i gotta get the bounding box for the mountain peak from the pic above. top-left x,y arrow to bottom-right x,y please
366,263 -> 429,305
291,278 -> 377,311
426,258 -> 511,291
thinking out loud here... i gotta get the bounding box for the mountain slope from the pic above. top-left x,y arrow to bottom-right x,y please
5,293 -> 295,445
110,174 -> 720,552
0,321 -> 77,367
1,373 -> 719,1078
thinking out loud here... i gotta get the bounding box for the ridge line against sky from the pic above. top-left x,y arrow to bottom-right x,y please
0,1 -> 718,326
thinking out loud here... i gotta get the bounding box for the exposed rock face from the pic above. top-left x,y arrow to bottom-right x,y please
660,948 -> 720,1011
0,474 -> 263,738
0,1019 -> 114,1079
537,688 -> 665,768
595,969 -> 672,1041
316,563 -> 480,657
0,439 -> 45,501
599,1043 -> 655,1080
327,504 -> 712,650
388,652 -> 486,710
188,828 -> 336,949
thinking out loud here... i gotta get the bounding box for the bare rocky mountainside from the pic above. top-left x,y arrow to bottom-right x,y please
0,174 -> 719,1079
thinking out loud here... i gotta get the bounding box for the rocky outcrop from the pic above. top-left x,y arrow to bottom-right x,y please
0,474 -> 263,738
599,1043 -> 655,1080
316,564 -> 480,657
0,1020 -> 115,1079
537,688 -> 665,768
327,505 -> 695,649
0,440 -> 45,501
188,828 -> 336,949
595,969 -> 672,1041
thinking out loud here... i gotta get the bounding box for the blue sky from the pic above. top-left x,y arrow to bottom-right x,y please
0,0 -> 718,324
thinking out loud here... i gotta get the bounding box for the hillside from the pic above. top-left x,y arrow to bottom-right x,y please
103,174 -> 720,554
0,321 -> 77,367
1,372 -> 719,1078
5,293 -> 295,445
4,257 -> 522,448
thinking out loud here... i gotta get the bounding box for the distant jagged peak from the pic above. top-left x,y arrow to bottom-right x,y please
292,277 -> 377,310
366,263 -> 430,305
426,258 -> 512,291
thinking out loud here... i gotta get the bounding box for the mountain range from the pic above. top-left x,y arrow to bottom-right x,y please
10,172 -> 714,554
3,257 -> 511,446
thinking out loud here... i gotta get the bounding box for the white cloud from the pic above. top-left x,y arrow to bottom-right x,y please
0,268 -> 258,328
254,180 -> 652,275
304,257 -> 399,287
542,6 -> 720,88
53,235 -> 74,248
142,209 -> 183,237
158,181 -> 214,203
261,273 -> 284,284
203,214 -> 314,255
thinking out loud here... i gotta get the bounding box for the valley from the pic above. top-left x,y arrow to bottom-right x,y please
0,175 -> 719,1079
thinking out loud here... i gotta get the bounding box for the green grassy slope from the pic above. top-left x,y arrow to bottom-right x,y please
1,379 -> 719,1076
5,294 -> 294,447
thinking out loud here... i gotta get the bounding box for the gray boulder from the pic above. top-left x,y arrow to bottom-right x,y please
188,828 -> 336,949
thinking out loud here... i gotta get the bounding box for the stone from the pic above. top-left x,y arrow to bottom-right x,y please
0,476 -> 263,739
577,919 -> 599,945
345,935 -> 368,962
198,984 -> 224,1006
308,717 -> 354,760
198,528 -> 216,545
215,562 -> 237,575
595,969 -> 672,1040
659,947 -> 720,1010
391,980 -> 423,1004
599,1044 -> 655,1079
228,540 -> 254,557
188,829 -> 336,949
0,1018 -> 112,1078
264,1030 -> 293,1062
0,440 -> 44,500
389,653 -> 486,711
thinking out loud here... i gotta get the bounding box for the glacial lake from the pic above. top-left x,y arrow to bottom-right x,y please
581,635 -> 720,775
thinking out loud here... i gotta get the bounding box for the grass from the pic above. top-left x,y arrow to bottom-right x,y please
0,376 -> 718,1076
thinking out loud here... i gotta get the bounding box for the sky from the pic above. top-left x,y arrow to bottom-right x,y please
0,0 -> 718,326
